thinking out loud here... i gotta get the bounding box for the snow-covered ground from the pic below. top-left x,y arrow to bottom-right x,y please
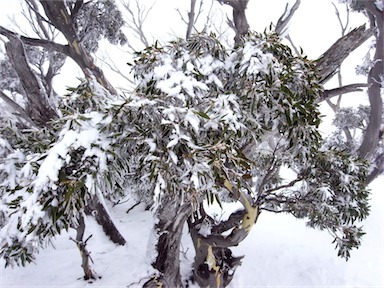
1,179 -> 383,288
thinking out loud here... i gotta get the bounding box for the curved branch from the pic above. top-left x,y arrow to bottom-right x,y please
194,191 -> 259,248
357,3 -> 384,159
366,152 -> 384,184
38,0 -> 117,94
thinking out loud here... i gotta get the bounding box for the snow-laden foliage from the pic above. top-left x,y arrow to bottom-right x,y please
126,32 -> 368,259
0,32 -> 370,267
72,0 -> 127,53
0,57 -> 23,95
0,81 -> 118,266
129,33 -> 323,207
324,105 -> 384,177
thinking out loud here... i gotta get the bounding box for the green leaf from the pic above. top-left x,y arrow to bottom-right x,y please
194,110 -> 210,120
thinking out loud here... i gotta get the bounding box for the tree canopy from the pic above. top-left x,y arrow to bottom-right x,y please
0,0 -> 383,287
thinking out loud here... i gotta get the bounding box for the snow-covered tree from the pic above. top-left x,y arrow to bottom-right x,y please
0,0 -> 382,287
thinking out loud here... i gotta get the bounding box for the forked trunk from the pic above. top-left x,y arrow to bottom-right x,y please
188,212 -> 243,288
188,193 -> 259,287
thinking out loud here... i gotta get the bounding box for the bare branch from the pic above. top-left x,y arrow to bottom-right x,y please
318,83 -> 368,102
0,25 -> 69,56
25,0 -> 51,39
97,50 -> 134,87
194,0 -> 206,26
316,24 -> 373,83
275,0 -> 301,35
186,0 -> 197,39
285,34 -> 301,55
121,0 -> 152,48
331,2 -> 350,35
325,3 -> 353,141
263,175 -> 304,195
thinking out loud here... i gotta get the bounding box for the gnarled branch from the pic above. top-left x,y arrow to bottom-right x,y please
316,24 -> 373,83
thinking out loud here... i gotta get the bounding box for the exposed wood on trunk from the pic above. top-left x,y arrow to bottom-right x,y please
188,192 -> 259,287
188,218 -> 244,288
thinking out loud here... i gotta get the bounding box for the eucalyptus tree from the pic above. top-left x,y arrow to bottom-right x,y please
0,0 -> 382,287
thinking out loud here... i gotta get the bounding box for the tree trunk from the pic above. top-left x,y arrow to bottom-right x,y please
218,0 -> 250,45
3,33 -> 57,126
188,192 -> 259,287
357,4 -> 383,159
85,197 -> 126,246
38,0 -> 117,95
188,218 -> 244,288
74,214 -> 96,280
147,194 -> 191,288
